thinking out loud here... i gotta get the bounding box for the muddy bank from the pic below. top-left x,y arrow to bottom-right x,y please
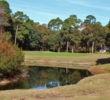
0,69 -> 28,86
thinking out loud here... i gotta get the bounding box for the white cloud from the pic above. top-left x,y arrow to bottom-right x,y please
57,0 -> 110,11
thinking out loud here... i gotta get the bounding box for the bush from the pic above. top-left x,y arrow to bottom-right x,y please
0,42 -> 24,78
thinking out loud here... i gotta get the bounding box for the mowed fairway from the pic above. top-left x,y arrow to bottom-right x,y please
24,51 -> 110,69
24,51 -> 86,58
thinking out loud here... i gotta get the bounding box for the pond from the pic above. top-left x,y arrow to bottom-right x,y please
0,66 -> 92,90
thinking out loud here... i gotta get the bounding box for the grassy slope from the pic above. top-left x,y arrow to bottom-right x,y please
0,73 -> 110,100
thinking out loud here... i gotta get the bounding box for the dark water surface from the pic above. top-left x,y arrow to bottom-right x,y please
0,66 -> 92,90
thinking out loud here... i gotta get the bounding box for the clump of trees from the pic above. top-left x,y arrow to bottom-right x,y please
0,0 -> 24,78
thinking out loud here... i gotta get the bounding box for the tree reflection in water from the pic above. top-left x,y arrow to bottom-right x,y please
0,66 -> 92,90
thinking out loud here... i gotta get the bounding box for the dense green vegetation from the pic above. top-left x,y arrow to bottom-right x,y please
0,0 -> 110,53
0,34 -> 24,78
0,1 -> 24,78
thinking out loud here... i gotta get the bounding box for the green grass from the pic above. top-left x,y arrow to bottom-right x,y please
23,51 -> 110,69
24,51 -> 86,57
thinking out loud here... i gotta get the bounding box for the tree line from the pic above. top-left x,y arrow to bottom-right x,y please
1,0 -> 110,53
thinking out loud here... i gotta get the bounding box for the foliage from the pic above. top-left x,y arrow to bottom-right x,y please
48,17 -> 63,31
12,11 -> 29,45
0,0 -> 110,53
0,35 -> 24,77
48,31 -> 64,52
36,24 -> 50,50
0,0 -> 11,34
60,15 -> 82,52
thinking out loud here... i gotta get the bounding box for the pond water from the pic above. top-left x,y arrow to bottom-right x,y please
0,66 -> 92,90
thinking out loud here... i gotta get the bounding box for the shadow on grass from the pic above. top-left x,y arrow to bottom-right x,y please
96,57 -> 110,65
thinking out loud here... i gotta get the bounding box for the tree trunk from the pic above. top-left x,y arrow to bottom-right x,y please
71,46 -> 74,53
14,25 -> 19,45
92,41 -> 94,53
66,40 -> 69,52
100,44 -> 103,50
57,46 -> 61,52
86,41 -> 90,53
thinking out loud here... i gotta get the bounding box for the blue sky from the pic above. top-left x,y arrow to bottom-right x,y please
7,0 -> 110,26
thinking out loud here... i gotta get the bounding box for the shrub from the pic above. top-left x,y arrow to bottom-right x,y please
0,42 -> 24,78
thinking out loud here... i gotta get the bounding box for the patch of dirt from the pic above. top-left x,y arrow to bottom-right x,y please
88,66 -> 107,74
